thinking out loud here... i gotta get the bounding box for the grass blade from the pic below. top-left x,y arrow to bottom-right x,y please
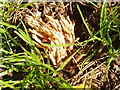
77,4 -> 93,36
100,0 -> 108,38
56,48 -> 80,72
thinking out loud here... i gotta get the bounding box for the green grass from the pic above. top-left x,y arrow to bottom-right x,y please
77,1 -> 120,83
0,1 -> 120,89
0,2 -> 72,89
